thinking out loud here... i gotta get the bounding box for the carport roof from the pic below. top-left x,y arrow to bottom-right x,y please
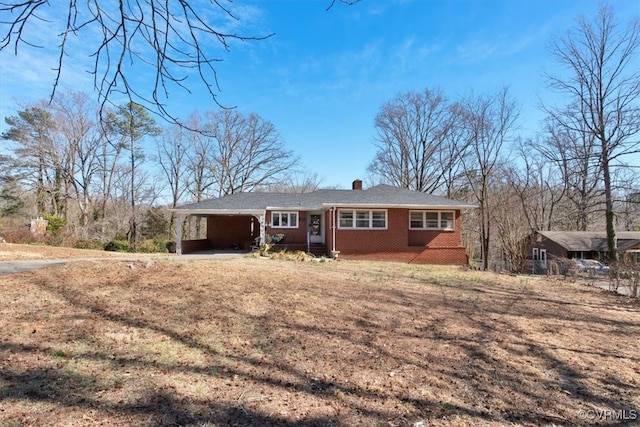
172,184 -> 476,214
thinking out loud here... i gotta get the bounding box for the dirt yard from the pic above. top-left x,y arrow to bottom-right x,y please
1,244 -> 638,426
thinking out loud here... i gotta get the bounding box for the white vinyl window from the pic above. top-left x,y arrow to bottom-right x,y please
409,211 -> 455,230
271,212 -> 298,228
339,209 -> 387,229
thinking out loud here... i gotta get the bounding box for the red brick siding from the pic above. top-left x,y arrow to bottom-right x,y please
333,209 -> 406,253
332,208 -> 467,265
180,239 -> 211,253
206,215 -> 256,249
407,211 -> 461,247
265,211 -> 307,244
341,247 -> 468,265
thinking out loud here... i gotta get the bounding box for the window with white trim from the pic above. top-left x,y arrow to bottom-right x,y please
409,211 -> 454,230
271,212 -> 298,228
339,209 -> 387,229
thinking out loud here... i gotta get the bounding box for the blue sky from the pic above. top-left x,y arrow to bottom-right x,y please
1,0 -> 639,189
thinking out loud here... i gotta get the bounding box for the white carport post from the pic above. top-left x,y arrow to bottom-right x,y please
258,213 -> 266,245
175,214 -> 184,255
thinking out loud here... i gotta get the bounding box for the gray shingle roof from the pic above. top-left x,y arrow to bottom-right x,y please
173,184 -> 476,213
538,231 -> 640,252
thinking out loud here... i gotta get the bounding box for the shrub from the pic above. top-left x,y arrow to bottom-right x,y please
136,239 -> 152,253
154,237 -> 169,253
260,249 -> 312,262
104,239 -> 130,252
1,226 -> 34,244
265,233 -> 285,243
44,229 -> 77,247
43,214 -> 67,234
113,233 -> 128,242
136,239 -> 156,253
134,238 -> 169,253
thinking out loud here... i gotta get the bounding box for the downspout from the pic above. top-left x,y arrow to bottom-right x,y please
307,213 -> 310,254
331,206 -> 337,253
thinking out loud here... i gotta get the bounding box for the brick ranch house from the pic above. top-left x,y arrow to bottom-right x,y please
171,180 -> 476,264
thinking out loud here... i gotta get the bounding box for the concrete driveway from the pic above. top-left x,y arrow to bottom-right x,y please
0,259 -> 70,276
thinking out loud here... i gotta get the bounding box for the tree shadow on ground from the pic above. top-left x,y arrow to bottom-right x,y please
1,261 -> 638,425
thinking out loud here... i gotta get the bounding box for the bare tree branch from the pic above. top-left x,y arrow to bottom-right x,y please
543,4 -> 640,261
368,88 -> 465,194
0,1 -> 274,123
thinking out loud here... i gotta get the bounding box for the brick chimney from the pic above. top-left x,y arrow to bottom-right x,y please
352,179 -> 363,190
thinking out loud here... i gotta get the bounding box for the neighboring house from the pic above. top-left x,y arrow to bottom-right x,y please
531,231 -> 640,270
170,180 -> 476,265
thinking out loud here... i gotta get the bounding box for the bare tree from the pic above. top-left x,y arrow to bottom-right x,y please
544,4 -> 640,261
50,90 -> 104,234
262,171 -> 326,193
153,123 -> 189,237
441,103 -> 472,198
535,119 -> 604,231
620,189 -> 640,231
1,1 -> 359,121
154,124 -> 189,209
95,119 -> 126,229
459,88 -> 519,271
368,88 -> 463,194
204,109 -> 298,196
179,112 -> 217,239
493,168 -> 536,273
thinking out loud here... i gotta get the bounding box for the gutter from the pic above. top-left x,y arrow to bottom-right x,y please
321,203 -> 477,210
169,208 -> 266,216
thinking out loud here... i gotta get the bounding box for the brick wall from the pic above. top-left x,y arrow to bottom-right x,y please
207,215 -> 256,249
265,211 -> 308,244
180,239 -> 211,253
332,209 -> 467,265
340,247 -> 468,265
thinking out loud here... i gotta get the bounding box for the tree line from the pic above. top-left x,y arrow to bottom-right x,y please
1,4 -> 639,270
367,5 -> 639,269
0,94 -> 302,247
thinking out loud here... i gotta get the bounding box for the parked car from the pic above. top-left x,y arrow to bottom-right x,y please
576,259 -> 610,273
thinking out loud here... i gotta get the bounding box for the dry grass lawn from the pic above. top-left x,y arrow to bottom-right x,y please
0,244 -> 639,426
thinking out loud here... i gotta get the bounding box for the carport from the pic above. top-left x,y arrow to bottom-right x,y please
173,209 -> 266,255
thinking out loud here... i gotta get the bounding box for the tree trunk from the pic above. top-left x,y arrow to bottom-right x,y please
602,149 -> 618,261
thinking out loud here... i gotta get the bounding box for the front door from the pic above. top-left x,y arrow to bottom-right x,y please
309,213 -> 323,243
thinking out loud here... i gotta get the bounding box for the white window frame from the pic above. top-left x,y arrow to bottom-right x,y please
338,209 -> 387,229
270,211 -> 298,228
409,210 -> 455,230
